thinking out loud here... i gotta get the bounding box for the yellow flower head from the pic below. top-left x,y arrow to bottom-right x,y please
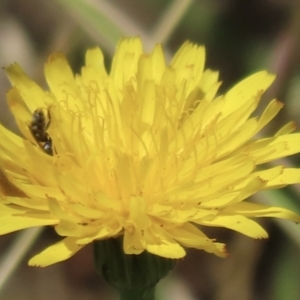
1,38 -> 300,267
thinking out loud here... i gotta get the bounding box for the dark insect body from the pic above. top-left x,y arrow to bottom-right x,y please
29,108 -> 53,156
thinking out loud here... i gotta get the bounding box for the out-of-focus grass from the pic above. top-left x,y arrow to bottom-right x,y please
54,0 -> 123,52
272,240 -> 300,300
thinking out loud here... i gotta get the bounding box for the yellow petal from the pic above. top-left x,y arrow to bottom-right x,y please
0,215 -> 57,235
198,70 -> 220,102
0,167 -> 26,198
44,53 -> 78,110
85,47 -> 105,67
265,168 -> 300,188
150,43 -> 166,84
195,159 -> 255,198
249,134 -> 300,164
6,196 -> 48,210
201,176 -> 267,208
216,119 -> 258,158
0,121 -> 24,150
129,196 -> 151,230
76,223 -> 121,245
222,202 -> 300,222
257,99 -> 283,131
144,226 -> 186,258
48,198 -> 81,223
44,53 -> 75,90
29,237 -> 84,267
80,47 -> 108,91
169,223 -> 227,257
54,220 -> 100,238
171,41 -> 205,87
123,229 -> 144,255
223,71 -> 275,117
199,215 -> 268,239
0,203 -> 27,216
110,37 -> 143,91
275,122 -> 297,136
139,80 -> 156,127
146,240 -> 186,259
5,64 -> 51,111
6,88 -> 31,123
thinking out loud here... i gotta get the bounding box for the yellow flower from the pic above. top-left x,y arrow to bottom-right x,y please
1,38 -> 300,267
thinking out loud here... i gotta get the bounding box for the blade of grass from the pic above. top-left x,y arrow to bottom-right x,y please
0,228 -> 43,293
54,0 -> 124,54
151,0 -> 193,43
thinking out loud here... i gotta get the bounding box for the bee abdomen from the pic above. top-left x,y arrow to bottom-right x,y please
29,108 -> 53,156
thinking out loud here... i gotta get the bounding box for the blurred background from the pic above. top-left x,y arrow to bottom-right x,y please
1,0 -> 300,299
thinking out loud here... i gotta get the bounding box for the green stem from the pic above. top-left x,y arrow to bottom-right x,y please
120,287 -> 155,300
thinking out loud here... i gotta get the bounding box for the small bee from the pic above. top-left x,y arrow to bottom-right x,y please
29,108 -> 53,156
